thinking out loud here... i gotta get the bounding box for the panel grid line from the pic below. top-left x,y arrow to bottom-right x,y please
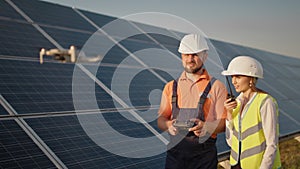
0,94 -> 67,169
77,64 -> 169,145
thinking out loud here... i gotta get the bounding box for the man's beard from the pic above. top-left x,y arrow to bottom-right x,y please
184,64 -> 203,73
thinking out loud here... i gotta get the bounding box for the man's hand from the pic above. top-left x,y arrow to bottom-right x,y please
167,119 -> 178,135
188,118 -> 205,137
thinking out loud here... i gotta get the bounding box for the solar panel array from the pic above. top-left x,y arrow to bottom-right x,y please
1,0 -> 300,168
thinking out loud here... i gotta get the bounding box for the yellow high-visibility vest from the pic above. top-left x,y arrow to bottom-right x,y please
230,93 -> 281,169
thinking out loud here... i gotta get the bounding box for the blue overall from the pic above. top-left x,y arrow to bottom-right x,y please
165,78 -> 218,169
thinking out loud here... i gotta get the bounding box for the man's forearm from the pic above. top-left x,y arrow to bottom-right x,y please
157,116 -> 172,131
205,118 -> 226,135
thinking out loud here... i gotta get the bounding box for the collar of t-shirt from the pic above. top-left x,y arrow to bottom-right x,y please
179,69 -> 210,83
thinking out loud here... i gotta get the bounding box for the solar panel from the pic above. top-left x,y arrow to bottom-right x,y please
132,22 -> 183,47
0,19 -> 55,58
278,105 -> 300,136
25,115 -> 166,168
0,59 -> 75,114
0,0 -> 25,20
0,119 -> 56,169
79,10 -> 117,28
12,0 -> 96,32
216,133 -> 231,154
41,26 -> 93,49
0,0 -> 300,168
0,104 -> 9,115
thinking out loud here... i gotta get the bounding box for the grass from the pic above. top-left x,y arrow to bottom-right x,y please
218,136 -> 300,169
279,137 -> 300,169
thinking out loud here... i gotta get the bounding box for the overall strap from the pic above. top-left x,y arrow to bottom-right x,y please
198,77 -> 216,121
171,79 -> 179,118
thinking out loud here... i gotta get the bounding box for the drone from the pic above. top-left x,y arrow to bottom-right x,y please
39,45 -> 102,64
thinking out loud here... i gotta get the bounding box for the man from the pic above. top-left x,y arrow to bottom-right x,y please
157,34 -> 227,169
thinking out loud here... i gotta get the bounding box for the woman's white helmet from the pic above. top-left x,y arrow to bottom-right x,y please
178,34 -> 209,54
222,56 -> 264,78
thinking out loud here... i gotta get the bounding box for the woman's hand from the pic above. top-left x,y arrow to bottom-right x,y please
224,98 -> 237,120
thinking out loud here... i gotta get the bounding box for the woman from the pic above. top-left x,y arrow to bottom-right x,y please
222,56 -> 281,169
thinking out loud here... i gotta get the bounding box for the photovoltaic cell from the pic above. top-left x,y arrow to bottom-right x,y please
41,26 -> 94,49
133,22 -> 183,47
216,133 -> 231,154
0,0 -> 300,168
0,59 -> 75,114
25,115 -> 166,169
278,100 -> 300,123
12,0 -> 96,32
119,36 -> 162,53
128,68 -> 172,107
0,59 -> 123,114
80,10 -> 117,28
146,33 -> 181,56
0,19 -> 55,58
278,107 -> 300,136
0,0 -> 25,20
93,65 -> 177,111
0,119 -> 56,169
102,111 -> 157,137
0,104 -> 9,115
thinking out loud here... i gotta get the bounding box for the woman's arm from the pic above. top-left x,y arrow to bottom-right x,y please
259,97 -> 278,169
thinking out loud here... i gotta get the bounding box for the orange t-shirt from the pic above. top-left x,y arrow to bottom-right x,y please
158,70 -> 227,138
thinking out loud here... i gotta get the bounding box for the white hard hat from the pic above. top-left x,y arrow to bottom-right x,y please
222,56 -> 264,78
178,34 -> 209,54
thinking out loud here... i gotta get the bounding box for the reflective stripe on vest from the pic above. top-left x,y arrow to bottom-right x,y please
229,93 -> 281,169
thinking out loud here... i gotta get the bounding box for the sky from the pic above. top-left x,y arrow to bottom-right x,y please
42,0 -> 300,59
